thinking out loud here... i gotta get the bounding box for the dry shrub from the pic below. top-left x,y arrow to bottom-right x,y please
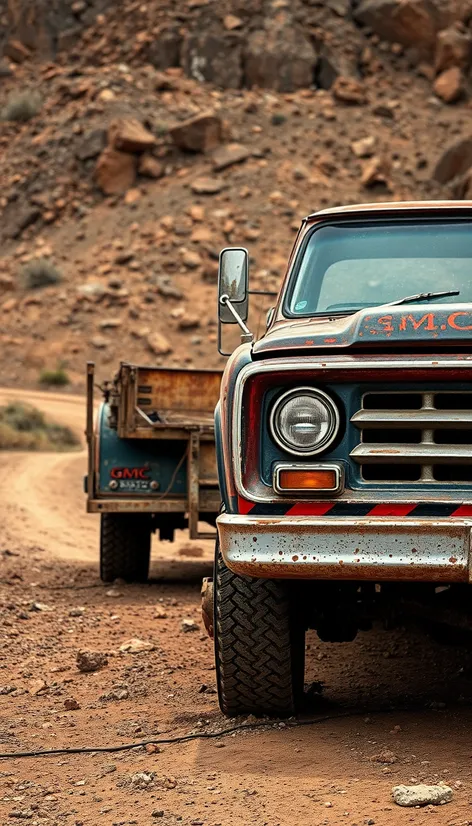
21,258 -> 62,289
0,402 -> 79,451
2,90 -> 42,122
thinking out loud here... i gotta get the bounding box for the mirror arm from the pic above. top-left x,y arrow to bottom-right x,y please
219,294 -> 254,343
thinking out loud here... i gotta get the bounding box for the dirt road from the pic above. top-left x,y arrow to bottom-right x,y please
2,391 -> 472,826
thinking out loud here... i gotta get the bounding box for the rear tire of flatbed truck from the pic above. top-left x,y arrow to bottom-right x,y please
214,543 -> 305,717
100,514 -> 151,583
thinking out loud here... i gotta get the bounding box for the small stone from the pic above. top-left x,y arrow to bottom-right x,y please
145,743 -> 161,754
361,155 -> 391,188
99,317 -> 122,329
371,749 -> 398,764
91,335 -> 108,349
154,607 -> 168,619
109,118 -> 156,153
178,314 -> 200,330
190,177 -> 225,195
64,698 -> 81,710
182,250 -> 202,269
29,678 -> 47,696
189,205 -> 205,222
434,67 -> 464,103
332,76 -> 367,104
351,135 -> 376,158
152,811 -> 165,818
181,618 -> 199,632
392,784 -> 453,807
69,607 -> 86,617
124,188 -> 141,205
139,154 -> 164,179
0,685 -> 17,695
212,143 -> 251,171
131,771 -> 155,788
147,331 -> 173,355
76,650 -> 108,673
224,13 -> 243,29
100,687 -> 129,701
119,638 -> 155,653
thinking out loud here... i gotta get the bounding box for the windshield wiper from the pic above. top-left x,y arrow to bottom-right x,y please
387,290 -> 460,306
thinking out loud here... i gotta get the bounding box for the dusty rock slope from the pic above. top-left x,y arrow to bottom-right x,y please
2,0 -> 472,390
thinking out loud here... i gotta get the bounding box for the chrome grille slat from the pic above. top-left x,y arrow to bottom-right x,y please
350,391 -> 472,484
351,410 -> 472,428
351,444 -> 472,464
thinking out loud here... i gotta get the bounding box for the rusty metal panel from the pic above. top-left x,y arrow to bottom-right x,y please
135,366 -> 222,425
217,514 -> 471,582
88,489 -> 221,514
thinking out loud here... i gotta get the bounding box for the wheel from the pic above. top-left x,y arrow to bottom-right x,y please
214,542 -> 305,717
100,514 -> 151,583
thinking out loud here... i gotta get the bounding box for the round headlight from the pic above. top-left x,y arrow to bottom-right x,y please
270,387 -> 339,456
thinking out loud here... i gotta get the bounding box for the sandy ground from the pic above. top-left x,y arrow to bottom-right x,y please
2,391 -> 472,825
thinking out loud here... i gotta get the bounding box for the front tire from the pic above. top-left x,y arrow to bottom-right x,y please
214,544 -> 305,717
100,514 -> 151,583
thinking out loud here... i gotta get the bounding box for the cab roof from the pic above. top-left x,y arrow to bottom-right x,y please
306,200 -> 472,220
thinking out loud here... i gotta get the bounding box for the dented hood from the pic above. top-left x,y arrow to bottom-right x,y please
253,304 -> 472,356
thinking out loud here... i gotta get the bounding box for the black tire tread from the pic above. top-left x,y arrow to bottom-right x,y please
214,548 -> 304,717
100,514 -> 151,583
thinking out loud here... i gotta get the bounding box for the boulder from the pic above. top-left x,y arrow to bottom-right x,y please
108,118 -> 156,154
95,148 -> 137,195
435,24 -> 472,73
244,17 -> 316,92
354,0 -> 442,57
433,137 -> 472,183
433,66 -> 464,102
182,32 -> 243,89
170,112 -> 223,152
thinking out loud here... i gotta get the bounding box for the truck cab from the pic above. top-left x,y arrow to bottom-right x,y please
213,201 -> 472,717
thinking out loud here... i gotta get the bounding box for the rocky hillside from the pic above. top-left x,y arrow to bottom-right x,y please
1,0 -> 472,390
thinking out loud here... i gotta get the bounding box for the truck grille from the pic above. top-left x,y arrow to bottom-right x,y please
350,391 -> 472,484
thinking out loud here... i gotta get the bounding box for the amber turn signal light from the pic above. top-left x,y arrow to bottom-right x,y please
278,468 -> 337,491
273,464 -> 344,495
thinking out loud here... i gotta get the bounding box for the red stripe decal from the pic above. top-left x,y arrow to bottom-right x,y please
237,495 -> 254,515
368,504 -> 416,517
451,505 -> 472,517
286,503 -> 334,516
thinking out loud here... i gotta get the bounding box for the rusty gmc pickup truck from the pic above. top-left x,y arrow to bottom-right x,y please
212,201 -> 472,717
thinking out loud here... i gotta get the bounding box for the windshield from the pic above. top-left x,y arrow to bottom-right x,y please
286,220 -> 472,316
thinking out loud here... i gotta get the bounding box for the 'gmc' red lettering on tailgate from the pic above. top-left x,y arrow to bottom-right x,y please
111,467 -> 150,480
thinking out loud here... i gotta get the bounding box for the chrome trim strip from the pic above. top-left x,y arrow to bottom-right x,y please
232,356 -> 472,504
273,462 -> 344,496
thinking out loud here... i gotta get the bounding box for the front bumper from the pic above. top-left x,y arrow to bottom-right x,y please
217,514 -> 472,582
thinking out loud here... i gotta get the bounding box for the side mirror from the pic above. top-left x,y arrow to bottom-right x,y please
218,247 -> 249,324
